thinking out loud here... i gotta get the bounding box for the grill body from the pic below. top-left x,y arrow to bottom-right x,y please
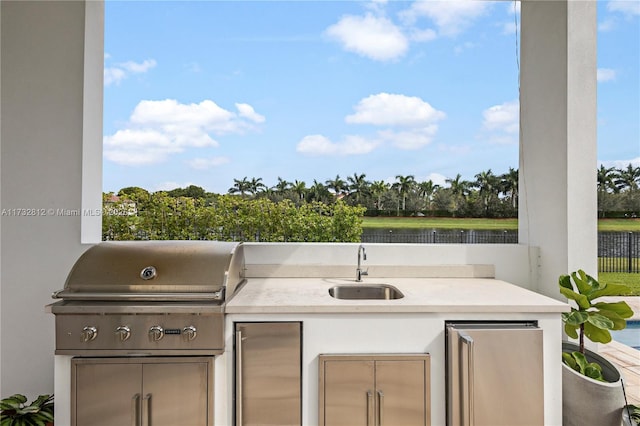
49,241 -> 244,356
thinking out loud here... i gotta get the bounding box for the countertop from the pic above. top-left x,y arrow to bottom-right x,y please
224,277 -> 570,314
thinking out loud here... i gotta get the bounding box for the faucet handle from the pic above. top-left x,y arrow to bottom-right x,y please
361,268 -> 368,277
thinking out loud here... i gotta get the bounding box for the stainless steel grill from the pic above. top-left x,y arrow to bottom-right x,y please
48,241 -> 244,356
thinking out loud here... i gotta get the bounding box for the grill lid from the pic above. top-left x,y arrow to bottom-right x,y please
52,241 -> 244,302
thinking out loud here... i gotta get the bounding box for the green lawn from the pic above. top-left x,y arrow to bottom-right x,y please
363,217 -> 518,230
362,216 -> 640,232
598,273 -> 640,296
362,216 -> 640,296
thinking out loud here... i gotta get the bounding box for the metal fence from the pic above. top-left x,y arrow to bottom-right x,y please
598,232 -> 639,273
361,229 -> 518,244
361,230 -> 639,273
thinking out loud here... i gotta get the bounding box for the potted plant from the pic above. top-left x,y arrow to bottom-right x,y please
560,269 -> 634,426
623,404 -> 640,426
0,394 -> 54,426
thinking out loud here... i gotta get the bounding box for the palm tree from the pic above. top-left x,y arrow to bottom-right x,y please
346,173 -> 370,205
500,167 -> 519,209
273,177 -> 291,194
248,177 -> 265,195
393,175 -> 416,211
614,164 -> 640,192
370,180 -> 389,210
445,174 -> 470,215
474,169 -> 500,214
228,177 -> 252,196
325,175 -> 347,196
417,180 -> 439,210
291,180 -> 307,201
307,180 -> 331,203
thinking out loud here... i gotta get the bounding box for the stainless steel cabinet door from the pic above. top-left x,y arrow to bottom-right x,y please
376,360 -> 429,426
235,322 -> 302,426
74,362 -> 141,426
322,360 -> 375,426
447,324 -> 544,426
319,354 -> 431,426
143,361 -> 211,426
72,357 -> 213,426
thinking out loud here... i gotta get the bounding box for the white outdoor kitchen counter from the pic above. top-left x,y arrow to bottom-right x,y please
224,277 -> 570,314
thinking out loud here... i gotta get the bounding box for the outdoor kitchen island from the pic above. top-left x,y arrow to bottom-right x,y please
222,272 -> 569,426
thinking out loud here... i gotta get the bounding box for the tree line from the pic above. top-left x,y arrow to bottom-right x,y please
223,163 -> 638,218
103,163 -> 639,241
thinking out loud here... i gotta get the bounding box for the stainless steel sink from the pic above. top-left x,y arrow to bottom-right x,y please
328,284 -> 404,300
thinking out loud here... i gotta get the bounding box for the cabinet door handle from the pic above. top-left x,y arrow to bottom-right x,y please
142,393 -> 151,426
377,390 -> 384,426
460,332 -> 475,426
131,394 -> 140,426
236,329 -> 244,426
366,390 -> 373,426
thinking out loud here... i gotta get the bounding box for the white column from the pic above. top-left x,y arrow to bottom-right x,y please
519,0 -> 598,299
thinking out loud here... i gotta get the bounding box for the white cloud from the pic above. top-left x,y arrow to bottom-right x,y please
325,13 -> 408,61
345,93 -> 446,127
408,28 -> 437,42
378,126 -> 439,150
597,68 -> 617,82
482,100 -> 519,144
104,58 -> 157,86
235,103 -> 266,123
420,172 -> 448,187
296,134 -> 379,156
104,99 -> 265,166
600,157 -> 640,169
400,0 -> 492,37
120,59 -> 157,73
298,92 -> 445,156
187,156 -> 231,170
608,1 -> 640,17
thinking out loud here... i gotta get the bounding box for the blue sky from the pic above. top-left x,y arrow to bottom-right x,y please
103,0 -> 640,194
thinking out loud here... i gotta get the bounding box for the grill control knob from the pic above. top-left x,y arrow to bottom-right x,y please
115,326 -> 131,342
80,326 -> 98,342
149,325 -> 164,341
183,326 -> 197,341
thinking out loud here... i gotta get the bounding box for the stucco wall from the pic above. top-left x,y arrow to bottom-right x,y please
1,1 -> 92,398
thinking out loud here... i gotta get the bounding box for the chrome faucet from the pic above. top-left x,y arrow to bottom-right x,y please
356,244 -> 368,282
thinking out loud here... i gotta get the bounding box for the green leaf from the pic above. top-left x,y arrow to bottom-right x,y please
564,322 -> 579,339
559,274 -> 573,290
562,352 -> 577,369
597,309 -> 629,330
572,270 -> 603,296
584,363 -> 605,381
587,312 -> 615,330
584,321 -> 613,343
562,310 -> 588,326
594,301 -> 634,319
590,283 -> 633,300
559,286 -> 591,310
571,351 -> 589,372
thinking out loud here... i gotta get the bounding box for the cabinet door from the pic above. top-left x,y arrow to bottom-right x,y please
376,360 -> 429,426
321,360 -> 375,426
144,360 -> 211,426
73,361 -> 142,426
235,322 -> 302,426
319,355 -> 430,426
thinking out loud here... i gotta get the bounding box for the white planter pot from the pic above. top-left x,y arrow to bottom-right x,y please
562,342 -> 625,426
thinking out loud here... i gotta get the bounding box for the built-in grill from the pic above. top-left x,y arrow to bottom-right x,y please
49,241 -> 244,356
